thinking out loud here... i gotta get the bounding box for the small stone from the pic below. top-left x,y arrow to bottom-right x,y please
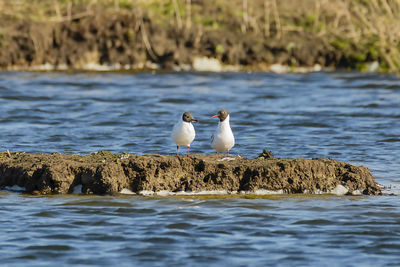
331,184 -> 349,196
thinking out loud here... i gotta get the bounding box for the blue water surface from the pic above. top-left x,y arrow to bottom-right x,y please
0,71 -> 399,266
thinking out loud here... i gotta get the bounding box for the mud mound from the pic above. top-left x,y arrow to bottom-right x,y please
0,151 -> 380,195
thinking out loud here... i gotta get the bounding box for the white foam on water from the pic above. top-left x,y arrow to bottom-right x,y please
72,184 -> 82,194
138,190 -> 155,196
120,188 -> 135,195
155,190 -> 170,196
330,184 -> 349,196
19,60 -> 161,72
314,189 -> 325,195
138,190 -> 236,196
217,157 -> 236,162
351,189 -> 363,196
193,57 -> 222,72
159,188 -> 283,197
193,190 -> 229,195
252,189 -> 285,195
301,186 -> 355,195
119,187 -> 368,196
3,185 -> 26,192
174,190 -> 231,195
171,191 -> 189,196
270,63 -> 322,73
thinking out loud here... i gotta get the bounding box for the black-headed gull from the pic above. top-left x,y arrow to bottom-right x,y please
211,109 -> 235,155
172,112 -> 198,156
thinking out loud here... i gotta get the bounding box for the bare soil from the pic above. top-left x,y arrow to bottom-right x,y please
0,13 -> 335,71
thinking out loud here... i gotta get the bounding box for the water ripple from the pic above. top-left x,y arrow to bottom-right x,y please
1,72 -> 400,266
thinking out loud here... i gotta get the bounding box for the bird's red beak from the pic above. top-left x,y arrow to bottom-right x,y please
212,114 -> 218,118
192,118 -> 198,122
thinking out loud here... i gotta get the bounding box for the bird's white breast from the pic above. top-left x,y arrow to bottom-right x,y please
172,120 -> 195,146
212,115 -> 235,152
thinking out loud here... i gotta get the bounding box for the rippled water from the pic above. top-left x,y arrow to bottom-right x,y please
0,71 -> 400,266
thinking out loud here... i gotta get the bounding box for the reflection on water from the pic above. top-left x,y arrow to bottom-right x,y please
0,71 -> 400,265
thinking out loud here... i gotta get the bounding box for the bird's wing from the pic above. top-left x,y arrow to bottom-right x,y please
171,122 -> 180,139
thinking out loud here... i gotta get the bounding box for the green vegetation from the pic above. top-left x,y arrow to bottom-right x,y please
1,0 -> 400,72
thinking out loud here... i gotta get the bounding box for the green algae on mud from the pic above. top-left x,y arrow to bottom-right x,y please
0,150 -> 381,196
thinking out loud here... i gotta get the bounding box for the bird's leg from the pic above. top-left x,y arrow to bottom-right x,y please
176,146 -> 179,156
187,146 -> 190,158
227,150 -> 229,156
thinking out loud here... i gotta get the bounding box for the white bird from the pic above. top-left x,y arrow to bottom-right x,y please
171,112 -> 198,156
211,109 -> 235,155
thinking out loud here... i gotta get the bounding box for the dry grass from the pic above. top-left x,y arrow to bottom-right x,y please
233,0 -> 400,71
310,0 -> 400,71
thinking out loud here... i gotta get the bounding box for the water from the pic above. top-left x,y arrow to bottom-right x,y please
0,71 -> 400,266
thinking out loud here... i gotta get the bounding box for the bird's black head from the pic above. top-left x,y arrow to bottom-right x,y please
182,112 -> 198,122
212,109 -> 229,122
